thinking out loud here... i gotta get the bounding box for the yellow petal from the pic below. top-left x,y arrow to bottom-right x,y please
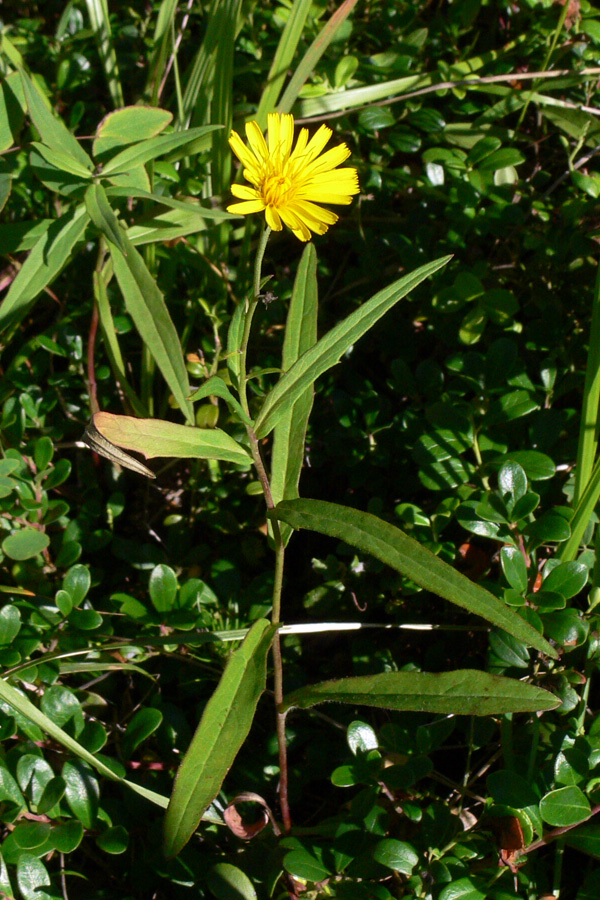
229,130 -> 258,171
292,199 -> 339,226
279,205 -> 318,241
265,205 -> 283,231
267,113 -> 282,159
245,121 -> 269,163
227,199 -> 266,215
302,124 -> 333,164
279,113 -> 295,162
231,184 -> 262,200
302,144 -> 352,178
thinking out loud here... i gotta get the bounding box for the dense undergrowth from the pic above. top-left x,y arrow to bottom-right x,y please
3,1 -> 600,898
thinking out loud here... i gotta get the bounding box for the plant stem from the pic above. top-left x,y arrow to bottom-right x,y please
237,223 -> 291,831
238,225 -> 271,419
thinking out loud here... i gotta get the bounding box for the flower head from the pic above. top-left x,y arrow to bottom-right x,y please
227,112 -> 359,242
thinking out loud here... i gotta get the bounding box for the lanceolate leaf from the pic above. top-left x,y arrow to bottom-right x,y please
85,183 -> 128,253
164,619 -> 277,857
282,670 -> 559,715
254,255 -> 452,438
82,420 -> 156,478
0,205 -> 89,334
104,228 -> 194,422
188,375 -> 251,424
93,412 -> 251,466
271,243 -> 318,545
270,499 -> 557,658
100,125 -> 222,176
19,68 -> 93,170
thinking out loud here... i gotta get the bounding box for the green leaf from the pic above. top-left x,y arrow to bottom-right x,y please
188,375 -> 251,424
206,863 -> 258,900
96,825 -> 129,855
63,565 -> 91,606
2,529 -> 49,561
371,839 -> 418,874
100,125 -> 221,175
271,243 -> 318,546
282,669 -> 558,715
62,760 -> 99,829
93,412 -> 250,466
439,877 -> 486,900
19,68 -> 93,170
30,141 -> 92,179
0,606 -> 21,644
565,824 -> 600,860
255,255 -> 451,438
85,182 -> 128,253
16,854 -> 53,900
163,619 -> 277,857
0,205 -> 89,334
501,547 -> 528,593
540,786 -> 591,826
543,562 -> 588,599
122,708 -> 163,758
149,564 -> 178,613
270,499 -> 557,658
93,106 -> 172,158
226,300 -> 245,387
283,847 -> 331,882
503,450 -> 556,481
105,231 -> 194,421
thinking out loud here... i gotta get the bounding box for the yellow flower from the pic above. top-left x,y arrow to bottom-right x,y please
227,112 -> 360,242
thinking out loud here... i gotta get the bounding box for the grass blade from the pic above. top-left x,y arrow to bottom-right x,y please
0,676 -> 170,811
278,0 -> 359,114
84,0 -> 124,108
254,255 -> 452,438
270,498 -> 558,658
255,0 -> 312,128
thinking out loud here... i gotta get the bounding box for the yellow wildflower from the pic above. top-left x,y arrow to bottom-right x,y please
227,112 -> 360,242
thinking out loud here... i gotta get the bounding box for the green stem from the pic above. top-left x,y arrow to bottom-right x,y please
238,225 -> 271,419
